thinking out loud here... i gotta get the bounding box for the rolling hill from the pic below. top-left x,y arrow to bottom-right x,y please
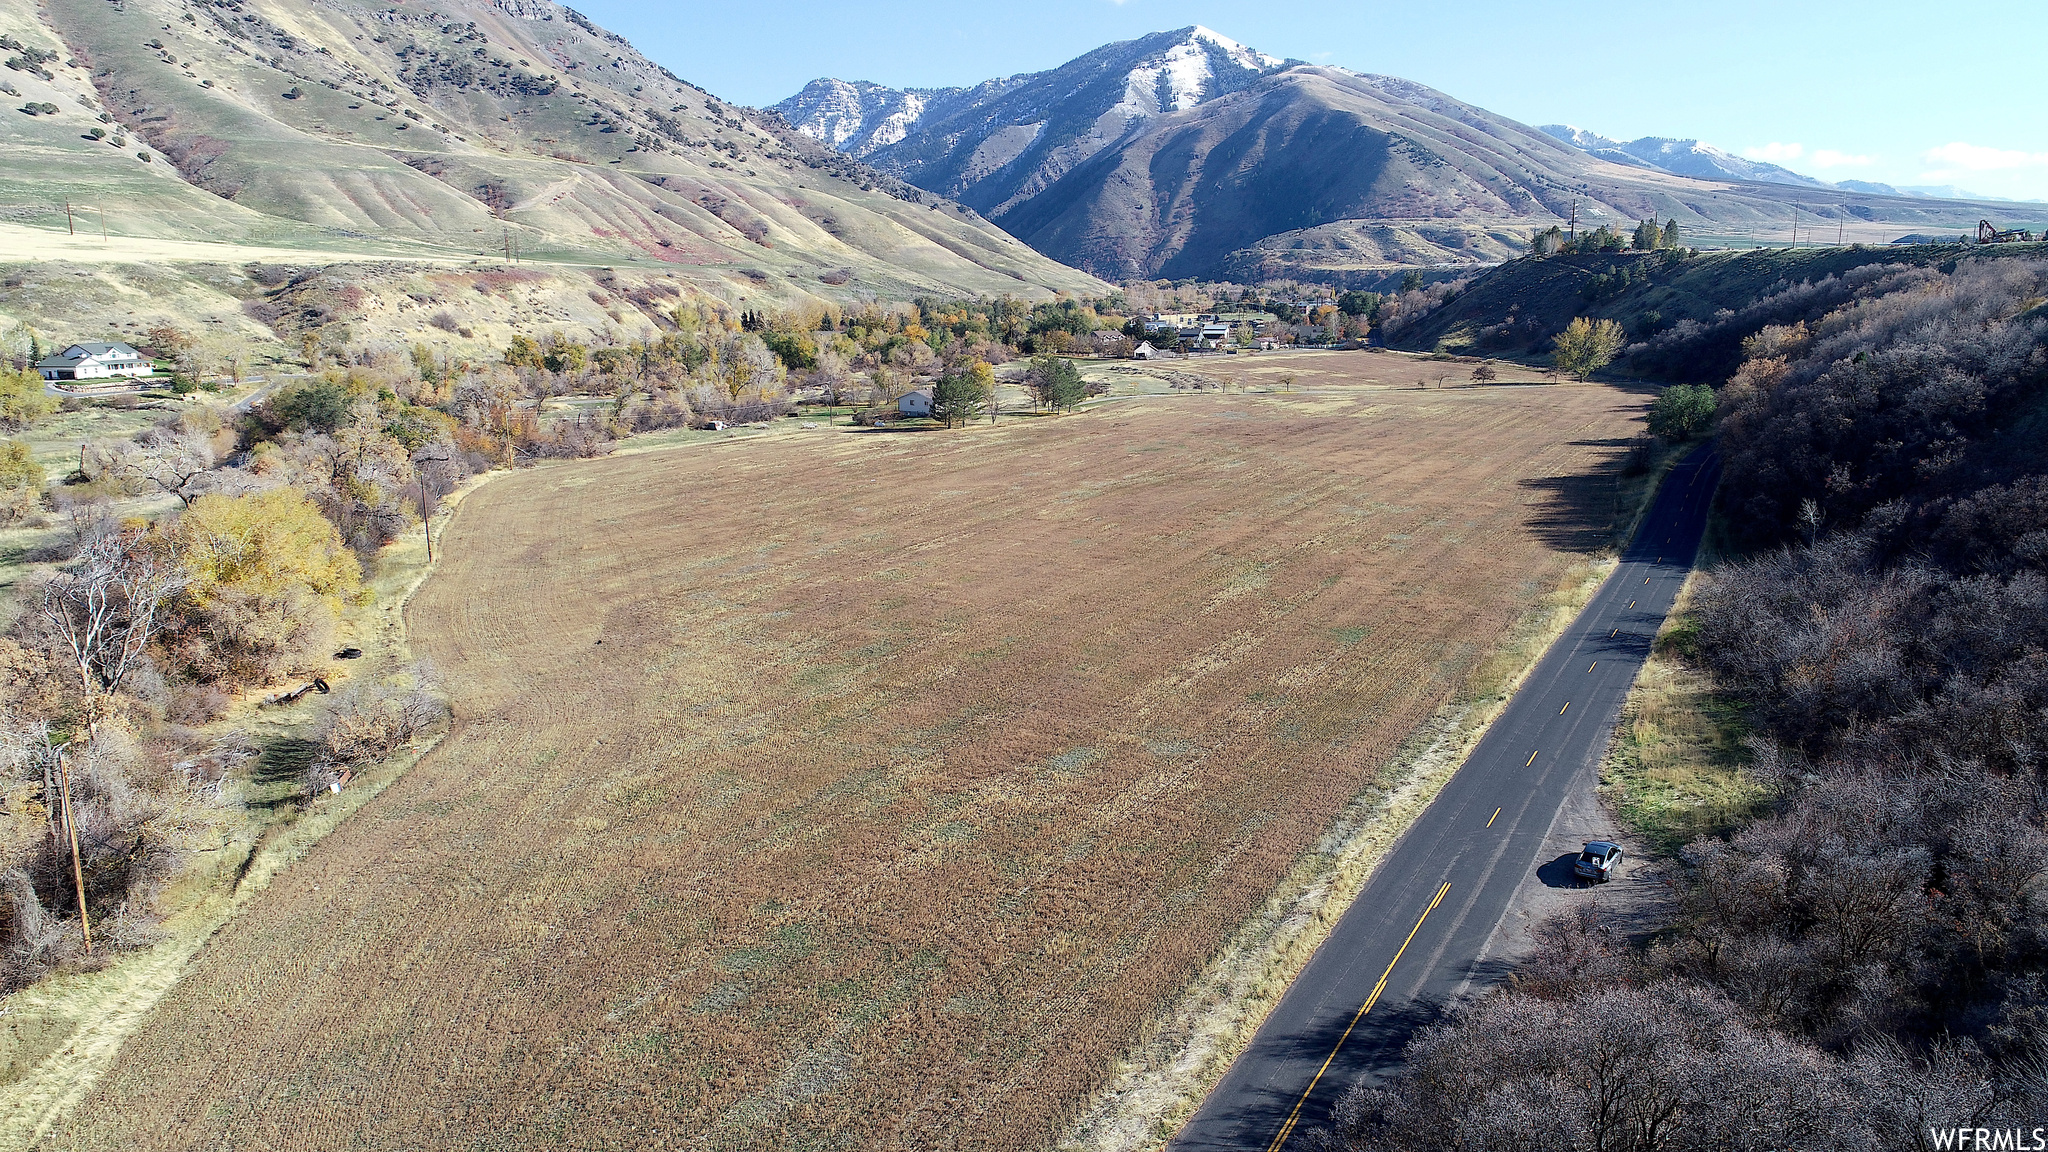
0,0 -> 1105,303
779,30 -> 2037,284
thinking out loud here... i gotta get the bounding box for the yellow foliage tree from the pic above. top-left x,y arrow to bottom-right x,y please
0,438 -> 43,522
969,360 -> 996,422
0,366 -> 55,430
1553,317 -> 1627,380
167,488 -> 362,685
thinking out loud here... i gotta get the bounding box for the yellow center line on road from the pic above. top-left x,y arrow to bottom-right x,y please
1628,600 -> 1636,609
1265,881 -> 1453,1152
1611,628 -> 1618,637
1588,661 -> 1597,672
1525,750 -> 1538,767
1487,807 -> 1502,828
1644,576 -> 1651,584
1560,702 -> 1570,714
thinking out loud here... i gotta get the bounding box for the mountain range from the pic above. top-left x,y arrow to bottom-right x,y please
0,0 -> 1103,302
4,1 -> 2031,307
1537,128 -> 2041,204
1535,126 -> 1829,188
777,29 -> 2034,284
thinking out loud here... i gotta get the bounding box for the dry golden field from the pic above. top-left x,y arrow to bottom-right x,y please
48,376 -> 1645,1151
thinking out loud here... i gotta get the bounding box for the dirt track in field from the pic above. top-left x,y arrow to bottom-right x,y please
49,378 -> 1645,1151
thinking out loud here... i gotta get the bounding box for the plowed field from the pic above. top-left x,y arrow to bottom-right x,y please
51,380 -> 1643,1151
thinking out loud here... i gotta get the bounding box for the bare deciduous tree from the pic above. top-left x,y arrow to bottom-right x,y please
34,530 -> 187,731
121,430 -> 217,507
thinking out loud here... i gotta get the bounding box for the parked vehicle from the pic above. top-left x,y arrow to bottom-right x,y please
1574,840 -> 1624,882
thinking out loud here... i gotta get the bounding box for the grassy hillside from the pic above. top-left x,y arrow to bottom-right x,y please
0,256 -> 808,372
0,0 -> 1105,302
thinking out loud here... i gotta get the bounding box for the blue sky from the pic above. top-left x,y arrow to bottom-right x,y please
575,0 -> 2048,202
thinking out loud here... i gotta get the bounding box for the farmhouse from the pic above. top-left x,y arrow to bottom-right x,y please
1131,341 -> 1160,360
36,341 -> 151,382
898,388 -> 933,417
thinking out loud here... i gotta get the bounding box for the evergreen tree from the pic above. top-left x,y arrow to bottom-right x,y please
1660,218 -> 1681,249
930,369 -> 987,427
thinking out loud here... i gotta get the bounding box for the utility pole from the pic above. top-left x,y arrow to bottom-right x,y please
1567,198 -> 1578,243
64,201 -> 75,235
1837,215 -> 1844,246
58,749 -> 92,954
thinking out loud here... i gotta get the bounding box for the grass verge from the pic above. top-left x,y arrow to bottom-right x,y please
1599,573 -> 1767,858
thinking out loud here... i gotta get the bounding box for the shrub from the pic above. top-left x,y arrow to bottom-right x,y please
1646,383 -> 1716,441
255,377 -> 352,435
307,670 -> 443,791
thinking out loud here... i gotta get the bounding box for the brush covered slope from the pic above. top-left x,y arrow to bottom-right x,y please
1388,239 -> 2048,380
781,30 -> 2026,283
0,0 -> 1104,300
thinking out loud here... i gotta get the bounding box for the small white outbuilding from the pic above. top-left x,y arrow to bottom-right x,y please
898,388 -> 934,416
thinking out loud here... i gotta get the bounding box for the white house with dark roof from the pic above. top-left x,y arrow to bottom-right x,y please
897,387 -> 933,417
35,342 -> 152,382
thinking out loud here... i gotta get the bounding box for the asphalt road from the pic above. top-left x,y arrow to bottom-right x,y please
1171,442 -> 1722,1151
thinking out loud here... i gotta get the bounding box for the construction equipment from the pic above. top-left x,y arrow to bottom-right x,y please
1977,219 -> 2039,244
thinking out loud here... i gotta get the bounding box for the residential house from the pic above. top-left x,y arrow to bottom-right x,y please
898,388 -> 934,417
35,341 -> 152,382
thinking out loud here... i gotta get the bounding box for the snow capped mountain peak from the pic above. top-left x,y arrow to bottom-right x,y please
1135,28 -> 1277,115
1186,26 -> 1283,71
780,79 -> 932,153
775,27 -> 1290,175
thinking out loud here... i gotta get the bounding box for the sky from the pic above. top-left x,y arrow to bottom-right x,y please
571,0 -> 2048,203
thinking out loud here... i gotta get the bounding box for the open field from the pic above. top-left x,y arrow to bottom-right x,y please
45,377 -> 1645,1151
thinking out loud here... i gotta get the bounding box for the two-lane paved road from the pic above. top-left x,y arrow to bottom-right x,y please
1173,442 -> 1721,1151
